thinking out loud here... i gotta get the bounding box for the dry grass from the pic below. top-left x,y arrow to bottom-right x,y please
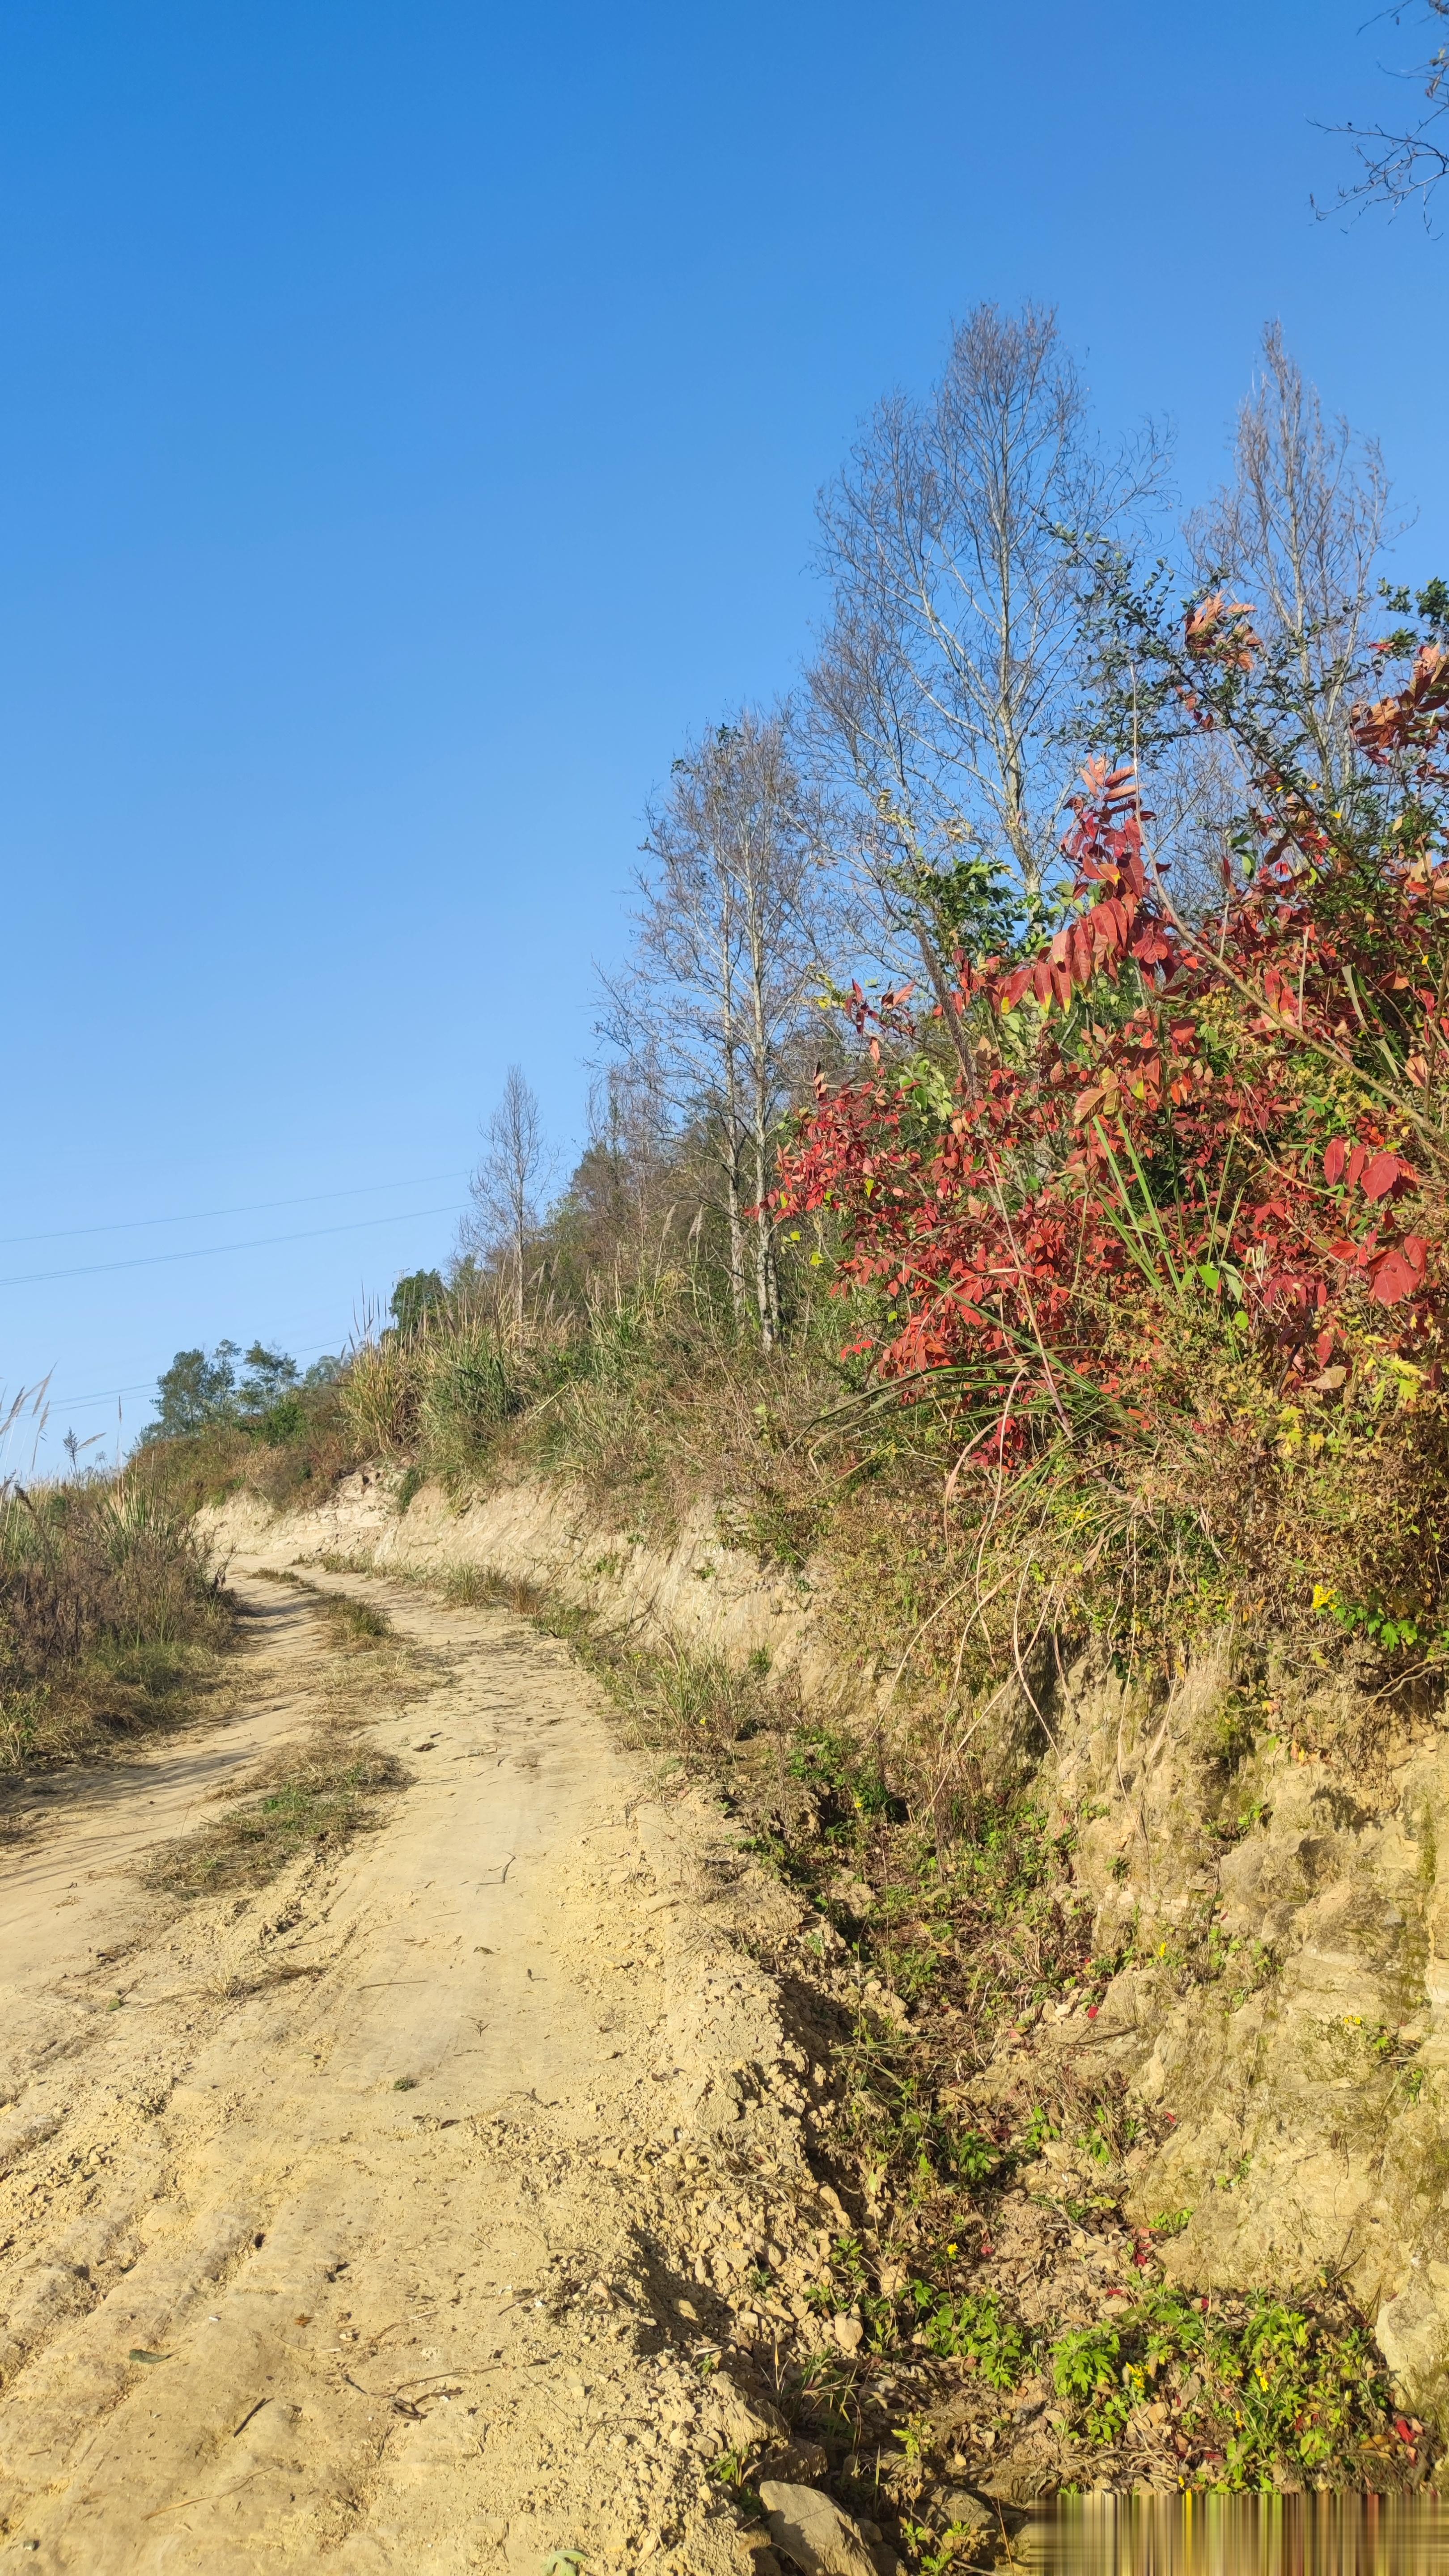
0,1477 -> 237,1775
329,1266 -> 852,1551
249,1564 -> 397,1645
135,1227 -> 1449,1734
318,1589 -> 394,1647
144,1725 -> 411,1896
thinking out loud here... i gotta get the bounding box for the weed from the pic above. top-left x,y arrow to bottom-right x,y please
892,2410 -> 936,2468
1044,2284 -> 1395,2487
318,1590 -> 394,1647
788,1725 -> 900,1833
710,2444 -> 762,2500
912,2286 -> 1026,2388
727,1490 -> 823,1572
143,1730 -> 411,1895
900,2521 -> 987,2575
250,1568 -> 395,1648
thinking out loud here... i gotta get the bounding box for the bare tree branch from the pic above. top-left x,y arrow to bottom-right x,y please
1186,323 -> 1396,791
1320,0 -> 1449,223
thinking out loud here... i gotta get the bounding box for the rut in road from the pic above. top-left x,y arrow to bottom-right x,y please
0,1557 -> 837,2572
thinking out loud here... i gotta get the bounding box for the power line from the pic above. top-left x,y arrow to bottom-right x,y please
0,1171 -> 470,1252
0,1202 -> 462,1291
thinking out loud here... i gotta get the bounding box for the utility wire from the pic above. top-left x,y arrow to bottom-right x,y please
0,1171 -> 470,1251
0,1203 -> 462,1291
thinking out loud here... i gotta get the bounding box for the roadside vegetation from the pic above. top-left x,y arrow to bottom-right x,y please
123,312 -> 1449,2506
0,1472 -> 234,1776
138,318 -> 1449,1731
322,1554 -> 1423,2512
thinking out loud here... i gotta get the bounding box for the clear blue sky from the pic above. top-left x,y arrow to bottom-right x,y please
2,0 -> 1444,1467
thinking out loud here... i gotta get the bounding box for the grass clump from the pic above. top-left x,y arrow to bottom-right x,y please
249,1563 -> 395,1646
318,1588 -> 393,1647
0,1476 -> 234,1775
145,1729 -> 411,1895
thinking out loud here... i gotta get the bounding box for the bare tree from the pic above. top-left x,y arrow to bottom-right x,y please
1120,329 -> 1397,924
808,302 -> 1164,1077
462,1066 -> 553,1333
1322,0 -> 1449,222
1187,325 -> 1392,797
600,708 -> 843,1347
551,1056 -> 679,1277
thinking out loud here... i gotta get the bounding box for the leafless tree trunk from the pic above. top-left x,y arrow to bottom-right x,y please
462,1066 -> 553,1335
599,708 -> 844,1348
808,302 -> 1165,1025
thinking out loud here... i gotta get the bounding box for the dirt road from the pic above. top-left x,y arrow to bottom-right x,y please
0,1559 -> 830,2572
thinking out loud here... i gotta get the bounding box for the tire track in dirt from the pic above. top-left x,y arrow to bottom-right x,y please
0,1559 -> 822,2572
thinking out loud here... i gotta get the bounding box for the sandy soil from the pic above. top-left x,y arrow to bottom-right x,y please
0,1559 -> 825,2572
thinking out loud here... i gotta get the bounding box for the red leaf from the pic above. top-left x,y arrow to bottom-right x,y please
1371,1250 -> 1418,1305
1361,1151 -> 1401,1203
1323,1139 -> 1346,1186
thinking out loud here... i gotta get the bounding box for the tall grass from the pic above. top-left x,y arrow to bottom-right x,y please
0,1472 -> 234,1772
330,1250 -> 855,1536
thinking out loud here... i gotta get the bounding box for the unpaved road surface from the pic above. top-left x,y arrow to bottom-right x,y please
0,1560 -> 830,2572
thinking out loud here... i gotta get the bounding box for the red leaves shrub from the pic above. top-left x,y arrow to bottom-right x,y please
777,634 -> 1449,1524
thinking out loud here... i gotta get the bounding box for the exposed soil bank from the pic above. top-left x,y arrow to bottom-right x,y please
204,1468 -> 836,1699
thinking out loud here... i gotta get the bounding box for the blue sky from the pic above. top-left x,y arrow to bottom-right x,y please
2,0 -> 1445,1466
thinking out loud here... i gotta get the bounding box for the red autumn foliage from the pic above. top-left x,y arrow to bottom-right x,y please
776,619 -> 1449,1470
